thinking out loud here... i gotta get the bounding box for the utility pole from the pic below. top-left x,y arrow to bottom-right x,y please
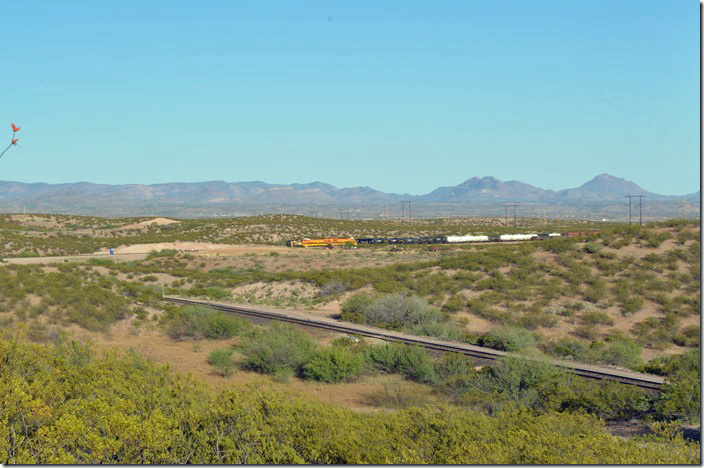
625,195 -> 645,225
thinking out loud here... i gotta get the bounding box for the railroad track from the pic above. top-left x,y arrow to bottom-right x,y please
163,296 -> 665,391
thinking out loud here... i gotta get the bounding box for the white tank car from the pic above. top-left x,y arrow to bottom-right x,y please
548,233 -> 562,237
499,234 -> 538,241
446,235 -> 490,243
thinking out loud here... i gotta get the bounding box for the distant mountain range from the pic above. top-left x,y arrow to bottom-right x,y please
0,174 -> 698,219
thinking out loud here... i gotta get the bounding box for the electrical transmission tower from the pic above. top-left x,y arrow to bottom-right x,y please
339,208 -> 350,220
503,204 -> 518,227
400,200 -> 413,223
625,195 -> 645,225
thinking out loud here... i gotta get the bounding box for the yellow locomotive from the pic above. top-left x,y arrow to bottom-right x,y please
286,237 -> 357,248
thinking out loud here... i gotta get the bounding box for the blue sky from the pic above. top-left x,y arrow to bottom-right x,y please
1,0 -> 699,195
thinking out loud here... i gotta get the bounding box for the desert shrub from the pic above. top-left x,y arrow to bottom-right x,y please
395,345 -> 436,383
441,294 -> 465,313
475,356 -> 575,413
573,325 -> 599,341
648,349 -> 701,423
26,322 -> 50,343
365,381 -> 436,409
543,238 -> 577,253
200,310 -> 251,339
583,243 -> 603,254
163,305 -> 250,340
646,232 -> 672,248
364,343 -> 435,383
364,294 -> 440,329
582,279 -> 607,303
672,326 -> 700,347
146,248 -> 178,259
479,326 -> 536,352
563,380 -> 650,420
318,281 -> 349,298
516,310 -> 557,330
365,342 -> 404,373
620,296 -> 644,315
208,347 -> 236,376
433,352 -> 475,397
238,323 -> 317,376
590,337 -> 643,370
539,338 -> 590,362
579,310 -> 614,326
339,293 -> 373,323
303,346 -> 365,383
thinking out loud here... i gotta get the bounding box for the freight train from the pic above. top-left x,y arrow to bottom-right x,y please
286,232 -> 587,247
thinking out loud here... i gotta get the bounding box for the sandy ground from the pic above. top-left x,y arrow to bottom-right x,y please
3,242 -> 296,264
121,217 -> 179,229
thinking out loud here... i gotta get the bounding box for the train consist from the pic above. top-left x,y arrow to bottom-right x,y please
287,232 -> 587,247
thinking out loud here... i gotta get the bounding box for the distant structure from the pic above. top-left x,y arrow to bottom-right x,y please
625,195 -> 645,225
400,200 -> 413,223
503,204 -> 518,227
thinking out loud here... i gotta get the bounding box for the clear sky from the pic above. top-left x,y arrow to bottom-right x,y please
1,0 -> 699,195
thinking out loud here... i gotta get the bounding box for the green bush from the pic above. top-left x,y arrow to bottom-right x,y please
539,338 -> 590,362
163,305 -> 250,340
583,243 -> 603,254
365,342 -> 404,373
579,310 -> 614,326
8,332 -> 697,465
304,346 -> 365,383
442,294 -> 465,313
208,347 -> 236,376
479,327 -> 536,352
590,337 -> 643,370
364,294 -> 440,329
672,326 -> 700,347
563,380 -> 650,420
364,343 -> 435,383
396,345 -> 436,383
238,323 -> 317,376
476,356 -> 574,413
641,349 -> 700,423
433,352 -> 475,388
340,293 -> 373,323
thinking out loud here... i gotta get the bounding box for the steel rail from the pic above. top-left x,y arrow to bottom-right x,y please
163,296 -> 664,390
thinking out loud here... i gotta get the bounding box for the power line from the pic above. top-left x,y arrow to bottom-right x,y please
503,204 -> 518,227
625,195 -> 645,225
400,201 -> 412,223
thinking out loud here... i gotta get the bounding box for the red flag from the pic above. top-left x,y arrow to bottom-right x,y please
11,123 -> 20,132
